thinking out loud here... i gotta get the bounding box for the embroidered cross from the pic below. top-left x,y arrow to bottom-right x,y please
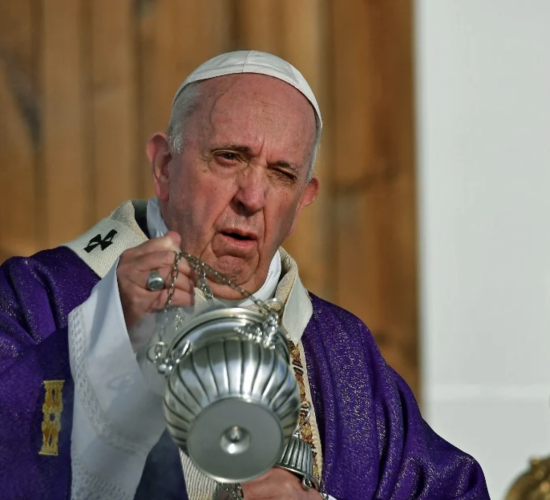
39,380 -> 65,456
84,229 -> 117,253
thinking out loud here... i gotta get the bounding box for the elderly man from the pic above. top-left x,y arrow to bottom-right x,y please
0,51 -> 489,499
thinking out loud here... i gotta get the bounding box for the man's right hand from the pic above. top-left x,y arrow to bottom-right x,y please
117,231 -> 195,331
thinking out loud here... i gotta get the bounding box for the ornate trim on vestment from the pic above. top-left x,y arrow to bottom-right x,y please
289,340 -> 323,479
39,380 -> 65,456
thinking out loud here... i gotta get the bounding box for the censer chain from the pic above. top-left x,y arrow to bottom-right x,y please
220,483 -> 244,499
165,251 -> 281,316
151,251 -> 282,372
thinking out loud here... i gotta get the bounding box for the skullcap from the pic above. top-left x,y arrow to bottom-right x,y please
171,50 -> 322,128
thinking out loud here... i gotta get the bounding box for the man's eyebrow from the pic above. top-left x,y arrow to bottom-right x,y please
273,160 -> 299,173
212,144 -> 299,172
211,143 -> 251,154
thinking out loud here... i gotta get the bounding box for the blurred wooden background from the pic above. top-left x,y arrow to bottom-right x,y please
0,0 -> 419,397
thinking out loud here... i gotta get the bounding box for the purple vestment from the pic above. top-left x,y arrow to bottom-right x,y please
0,246 -> 490,499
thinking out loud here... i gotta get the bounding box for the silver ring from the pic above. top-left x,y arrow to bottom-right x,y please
146,269 -> 165,291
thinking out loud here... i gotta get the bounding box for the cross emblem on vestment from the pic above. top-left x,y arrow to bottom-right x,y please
84,229 -> 117,253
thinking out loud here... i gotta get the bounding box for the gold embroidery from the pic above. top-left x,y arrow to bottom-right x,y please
289,341 -> 319,478
39,380 -> 65,456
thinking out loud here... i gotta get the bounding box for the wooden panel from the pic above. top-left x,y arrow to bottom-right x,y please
236,0 -> 280,52
136,0 -> 233,199
331,0 -> 419,396
0,1 -> 39,258
276,0 -> 331,298
0,0 -> 420,397
90,0 -> 138,220
136,0 -> 169,200
41,0 -> 89,247
330,0 -> 379,185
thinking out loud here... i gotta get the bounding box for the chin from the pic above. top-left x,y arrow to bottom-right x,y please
210,255 -> 253,281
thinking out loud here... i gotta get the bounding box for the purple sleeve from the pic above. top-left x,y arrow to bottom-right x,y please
0,248 -> 98,499
303,295 -> 490,500
0,248 -> 99,364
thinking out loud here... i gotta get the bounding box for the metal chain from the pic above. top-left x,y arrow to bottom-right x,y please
174,251 -> 286,351
150,251 -> 283,369
176,251 -> 268,312
165,252 -> 182,307
146,252 -> 183,373
220,483 -> 244,499
318,481 -> 329,500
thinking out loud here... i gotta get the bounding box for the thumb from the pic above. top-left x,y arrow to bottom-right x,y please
164,231 -> 182,251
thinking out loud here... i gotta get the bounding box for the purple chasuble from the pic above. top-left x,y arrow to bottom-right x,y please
0,247 -> 187,500
0,248 -> 97,499
0,246 -> 490,499
302,296 -> 490,499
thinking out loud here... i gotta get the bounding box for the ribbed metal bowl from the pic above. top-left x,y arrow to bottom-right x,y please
162,307 -> 300,482
277,435 -> 318,490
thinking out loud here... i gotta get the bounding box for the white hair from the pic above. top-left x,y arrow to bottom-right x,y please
167,82 -> 201,154
167,81 -> 321,182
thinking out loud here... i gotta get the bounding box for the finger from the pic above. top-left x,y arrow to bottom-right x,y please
142,258 -> 195,292
162,272 -> 195,295
242,472 -> 273,498
123,250 -> 193,277
242,468 -> 313,499
122,231 -> 181,260
150,287 -> 195,309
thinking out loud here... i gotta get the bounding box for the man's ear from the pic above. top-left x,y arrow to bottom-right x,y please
147,132 -> 172,202
288,176 -> 320,236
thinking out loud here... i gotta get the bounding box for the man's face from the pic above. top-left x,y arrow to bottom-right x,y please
149,74 -> 319,298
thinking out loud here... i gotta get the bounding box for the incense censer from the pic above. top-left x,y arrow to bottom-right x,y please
147,260 -> 301,483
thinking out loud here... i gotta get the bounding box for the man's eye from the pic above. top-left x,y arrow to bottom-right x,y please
216,152 -> 239,162
272,168 -> 297,181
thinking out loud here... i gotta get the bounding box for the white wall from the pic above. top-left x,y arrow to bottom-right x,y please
415,1 -> 550,498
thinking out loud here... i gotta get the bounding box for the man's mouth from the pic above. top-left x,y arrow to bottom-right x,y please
218,230 -> 258,252
220,230 -> 257,241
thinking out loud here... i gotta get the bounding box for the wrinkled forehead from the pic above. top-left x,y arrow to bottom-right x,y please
198,74 -> 317,127
192,75 -> 317,157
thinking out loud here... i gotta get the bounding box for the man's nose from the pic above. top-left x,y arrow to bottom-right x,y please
232,165 -> 268,215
